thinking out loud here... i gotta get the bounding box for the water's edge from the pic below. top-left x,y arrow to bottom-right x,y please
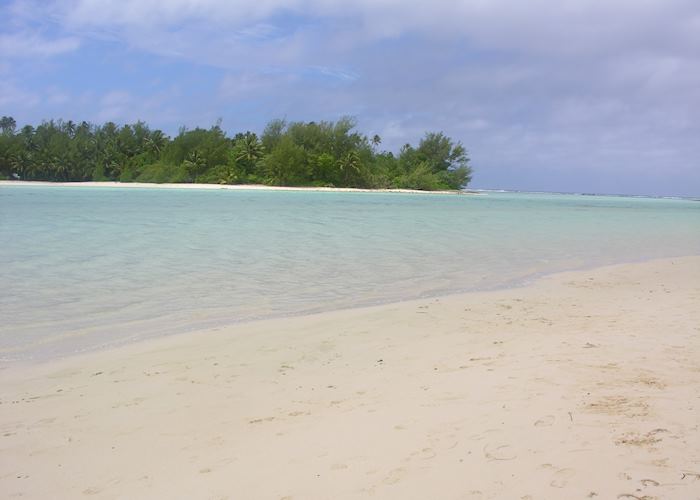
4,253 -> 698,367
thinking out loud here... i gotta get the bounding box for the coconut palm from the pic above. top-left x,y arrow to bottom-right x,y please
235,132 -> 264,164
337,150 -> 361,185
145,130 -> 166,155
0,116 -> 16,135
183,150 -> 207,181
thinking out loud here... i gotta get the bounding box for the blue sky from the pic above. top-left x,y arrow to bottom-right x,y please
1,0 -> 699,196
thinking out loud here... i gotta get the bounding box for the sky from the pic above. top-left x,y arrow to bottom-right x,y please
1,0 -> 699,196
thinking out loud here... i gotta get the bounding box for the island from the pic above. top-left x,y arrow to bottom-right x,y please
0,116 -> 472,192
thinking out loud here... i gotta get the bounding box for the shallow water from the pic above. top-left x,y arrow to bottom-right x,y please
1,186 -> 698,360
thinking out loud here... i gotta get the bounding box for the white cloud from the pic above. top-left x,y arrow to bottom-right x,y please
96,90 -> 133,122
0,80 -> 41,108
53,0 -> 699,54
218,72 -> 280,99
0,31 -> 80,58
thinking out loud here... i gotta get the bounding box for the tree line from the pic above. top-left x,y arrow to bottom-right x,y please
0,115 -> 472,190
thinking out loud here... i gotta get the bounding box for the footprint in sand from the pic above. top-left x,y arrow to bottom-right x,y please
383,467 -> 407,485
534,415 -> 555,427
550,468 -> 575,488
483,444 -> 517,461
413,447 -> 436,460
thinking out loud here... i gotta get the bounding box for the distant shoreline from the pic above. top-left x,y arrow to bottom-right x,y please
0,180 -> 469,195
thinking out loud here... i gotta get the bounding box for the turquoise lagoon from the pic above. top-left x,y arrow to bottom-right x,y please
1,186 -> 698,360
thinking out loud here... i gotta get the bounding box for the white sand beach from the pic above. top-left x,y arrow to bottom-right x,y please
0,180 -> 466,195
1,257 -> 700,499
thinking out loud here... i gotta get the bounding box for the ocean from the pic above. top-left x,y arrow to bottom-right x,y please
1,185 -> 698,360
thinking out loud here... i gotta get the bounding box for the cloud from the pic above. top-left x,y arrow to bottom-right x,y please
95,90 -> 133,122
0,31 -> 80,57
0,80 -> 41,108
0,1 -> 81,58
53,0 -> 699,52
4,0 -> 700,195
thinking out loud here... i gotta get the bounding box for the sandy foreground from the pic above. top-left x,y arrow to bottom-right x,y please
0,180 -> 465,195
1,257 -> 700,499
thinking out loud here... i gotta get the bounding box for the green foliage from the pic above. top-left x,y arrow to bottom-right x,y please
0,116 -> 17,135
261,136 -> 308,185
396,132 -> 473,190
92,164 -> 108,181
232,132 -> 264,176
395,162 -> 445,191
119,167 -> 135,182
312,153 -> 336,185
136,162 -> 188,183
261,119 -> 286,153
197,164 -> 239,185
0,116 -> 474,190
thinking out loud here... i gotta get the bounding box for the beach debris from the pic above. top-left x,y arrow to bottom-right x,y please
615,429 -> 667,447
249,416 -> 275,424
585,395 -> 649,417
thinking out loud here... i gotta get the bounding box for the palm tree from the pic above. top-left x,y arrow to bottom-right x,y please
64,120 -> 76,138
52,159 -> 70,181
235,132 -> 264,164
234,132 -> 264,176
9,152 -> 28,179
0,116 -> 16,135
183,150 -> 206,181
145,130 -> 166,155
337,150 -> 361,186
24,160 -> 42,181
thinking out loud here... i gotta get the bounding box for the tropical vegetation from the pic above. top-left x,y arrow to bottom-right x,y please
0,116 -> 472,190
